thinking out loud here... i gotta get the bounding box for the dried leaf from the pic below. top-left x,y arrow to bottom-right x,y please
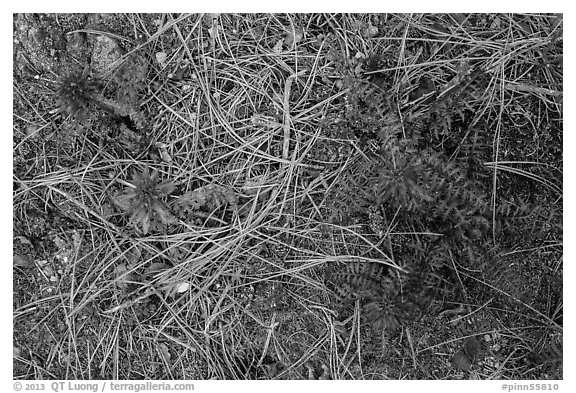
14,235 -> 33,246
160,148 -> 172,163
361,24 -> 378,38
14,254 -> 34,269
272,39 -> 283,54
208,25 -> 218,39
490,17 -> 501,29
60,354 -> 73,365
42,265 -> 54,277
25,125 -> 39,138
284,27 -> 303,47
318,364 -> 330,380
155,51 -> 167,67
160,281 -> 190,298
158,343 -> 171,362
114,263 -> 136,290
312,34 -> 324,49
333,320 -> 348,338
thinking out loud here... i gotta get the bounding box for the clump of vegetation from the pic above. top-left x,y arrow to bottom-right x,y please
114,167 -> 176,234
13,13 -> 562,381
174,183 -> 239,227
54,67 -> 145,127
53,67 -> 101,121
325,39 -> 562,346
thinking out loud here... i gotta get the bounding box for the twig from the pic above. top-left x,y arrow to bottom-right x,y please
103,287 -> 156,314
282,70 -> 307,165
257,312 -> 279,367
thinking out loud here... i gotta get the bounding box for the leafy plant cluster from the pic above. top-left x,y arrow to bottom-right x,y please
54,51 -> 148,133
326,261 -> 412,332
113,167 -> 177,234
51,48 -> 241,236
326,247 -> 449,333
324,58 -> 557,333
112,167 -> 239,235
173,183 -> 239,227
328,129 -> 494,242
